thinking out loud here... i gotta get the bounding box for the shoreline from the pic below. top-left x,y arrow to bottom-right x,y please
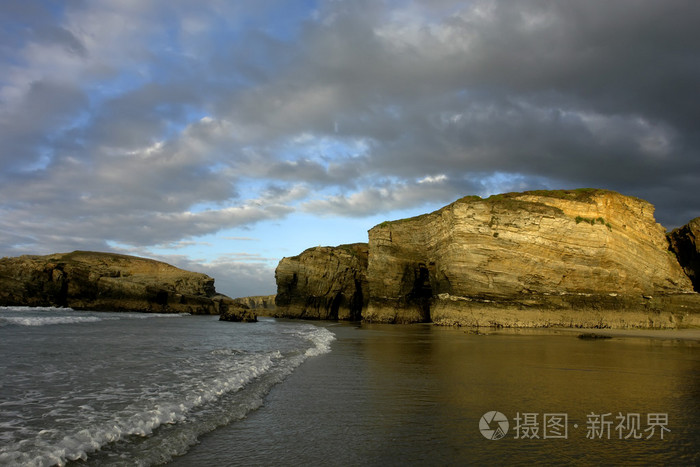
448,325 -> 700,341
262,314 -> 700,341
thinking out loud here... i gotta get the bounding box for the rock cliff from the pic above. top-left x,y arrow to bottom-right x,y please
668,217 -> 700,292
274,189 -> 700,328
0,250 -> 246,316
364,189 -> 697,326
274,243 -> 368,320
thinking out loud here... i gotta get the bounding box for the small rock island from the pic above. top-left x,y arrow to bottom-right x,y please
273,189 -> 700,328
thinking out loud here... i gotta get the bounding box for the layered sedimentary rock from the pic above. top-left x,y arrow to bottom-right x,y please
668,217 -> 700,292
363,189 -> 699,327
274,243 -> 368,320
0,250 -> 244,316
233,294 -> 277,312
273,189 -> 700,328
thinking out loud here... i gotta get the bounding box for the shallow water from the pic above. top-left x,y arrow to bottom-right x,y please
172,322 -> 700,466
0,307 -> 333,466
1,308 -> 698,465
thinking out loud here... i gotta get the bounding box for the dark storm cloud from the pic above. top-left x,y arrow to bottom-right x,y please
1,0 -> 699,275
252,0 -> 700,226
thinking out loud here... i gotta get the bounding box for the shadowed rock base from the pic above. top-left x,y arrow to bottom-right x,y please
668,217 -> 700,291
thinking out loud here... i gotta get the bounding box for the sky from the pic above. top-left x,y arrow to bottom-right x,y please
1,0 -> 699,298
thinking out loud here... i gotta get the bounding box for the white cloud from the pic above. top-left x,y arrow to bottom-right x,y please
302,175 -> 461,217
418,174 -> 448,184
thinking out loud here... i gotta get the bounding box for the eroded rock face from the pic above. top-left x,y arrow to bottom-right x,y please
274,243 -> 368,320
668,217 -> 700,292
364,189 -> 697,324
219,300 -> 257,322
0,251 -> 229,314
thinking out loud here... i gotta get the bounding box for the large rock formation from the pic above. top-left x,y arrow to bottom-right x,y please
364,189 -> 697,326
274,243 -> 368,320
274,189 -> 700,328
668,217 -> 700,292
0,250 -> 246,316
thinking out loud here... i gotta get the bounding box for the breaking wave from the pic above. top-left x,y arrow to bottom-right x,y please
0,317 -> 335,466
0,307 -> 187,327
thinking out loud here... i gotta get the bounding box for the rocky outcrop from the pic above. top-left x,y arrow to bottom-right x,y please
233,294 -> 277,312
0,250 -> 240,315
274,243 -> 368,320
219,302 -> 257,322
668,217 -> 700,292
273,189 -> 700,328
364,189 -> 698,326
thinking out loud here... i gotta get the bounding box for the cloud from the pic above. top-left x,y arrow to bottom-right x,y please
302,171 -> 552,218
302,177 -> 457,217
2,0 -> 700,269
137,253 -> 278,299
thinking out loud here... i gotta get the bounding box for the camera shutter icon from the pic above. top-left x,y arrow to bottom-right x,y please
480,411 -> 509,440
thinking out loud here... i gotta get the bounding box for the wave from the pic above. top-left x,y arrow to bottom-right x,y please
0,323 -> 335,467
0,307 -> 189,327
0,306 -> 76,313
0,315 -> 103,327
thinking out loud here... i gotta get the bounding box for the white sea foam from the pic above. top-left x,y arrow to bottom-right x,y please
0,316 -> 103,327
117,313 -> 188,319
0,307 -> 188,327
0,352 -> 279,467
303,326 -> 336,357
0,306 -> 76,313
283,324 -> 336,357
0,320 -> 336,467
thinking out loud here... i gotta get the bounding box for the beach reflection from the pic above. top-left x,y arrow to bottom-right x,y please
358,324 -> 700,464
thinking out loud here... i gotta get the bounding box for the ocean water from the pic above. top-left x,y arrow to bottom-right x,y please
0,307 -> 334,466
1,308 -> 699,466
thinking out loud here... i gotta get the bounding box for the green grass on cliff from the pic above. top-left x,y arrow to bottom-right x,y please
376,211 -> 435,229
575,216 -> 613,231
488,188 -> 612,203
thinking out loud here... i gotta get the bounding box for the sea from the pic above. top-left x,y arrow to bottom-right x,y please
1,306 -> 698,466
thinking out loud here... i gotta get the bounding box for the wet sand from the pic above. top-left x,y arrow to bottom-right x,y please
170,321 -> 700,466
